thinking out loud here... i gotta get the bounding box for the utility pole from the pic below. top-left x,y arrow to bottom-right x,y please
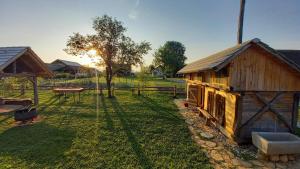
237,0 -> 246,44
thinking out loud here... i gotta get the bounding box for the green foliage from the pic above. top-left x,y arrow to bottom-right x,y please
64,15 -> 151,97
54,73 -> 74,79
137,66 -> 151,86
153,41 -> 187,77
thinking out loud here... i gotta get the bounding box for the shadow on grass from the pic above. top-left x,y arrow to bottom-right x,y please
100,95 -> 114,130
0,123 -> 74,167
135,95 -> 181,123
109,97 -> 153,169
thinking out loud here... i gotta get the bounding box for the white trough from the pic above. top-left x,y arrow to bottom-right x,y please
252,132 -> 300,155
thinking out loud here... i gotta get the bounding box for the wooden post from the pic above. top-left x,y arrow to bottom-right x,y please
13,61 -> 17,74
138,84 -> 140,96
20,83 -> 25,96
112,85 -> 115,97
33,76 -> 38,106
292,93 -> 300,132
100,84 -> 103,95
237,0 -> 246,44
173,85 -> 177,98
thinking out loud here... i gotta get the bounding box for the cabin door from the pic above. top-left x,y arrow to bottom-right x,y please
215,94 -> 226,127
187,84 -> 198,106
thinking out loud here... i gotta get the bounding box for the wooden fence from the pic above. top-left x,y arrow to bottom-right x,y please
110,85 -> 186,98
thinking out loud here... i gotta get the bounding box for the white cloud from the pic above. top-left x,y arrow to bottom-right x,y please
129,10 -> 138,20
128,0 -> 140,20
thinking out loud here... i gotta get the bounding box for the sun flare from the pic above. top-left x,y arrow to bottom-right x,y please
88,49 -> 97,56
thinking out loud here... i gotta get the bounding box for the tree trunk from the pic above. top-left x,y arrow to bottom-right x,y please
106,66 -> 113,98
237,0 -> 246,44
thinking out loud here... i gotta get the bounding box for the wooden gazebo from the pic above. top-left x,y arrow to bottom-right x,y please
0,47 -> 53,105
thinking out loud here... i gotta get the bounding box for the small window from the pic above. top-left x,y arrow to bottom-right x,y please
216,67 -> 228,78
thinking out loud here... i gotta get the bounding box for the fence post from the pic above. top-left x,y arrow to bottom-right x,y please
138,84 -> 141,96
112,85 -> 115,97
173,85 -> 177,98
100,84 -> 103,95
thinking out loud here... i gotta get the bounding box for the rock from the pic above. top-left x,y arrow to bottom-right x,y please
205,141 -> 217,148
270,155 -> 279,162
264,162 -> 275,169
227,151 -> 235,158
250,160 -> 264,167
210,150 -> 224,162
193,135 -> 200,141
231,158 -> 253,168
200,132 -> 214,139
276,163 -> 288,169
279,155 -> 289,163
288,154 -> 295,161
188,126 -> 196,135
239,160 -> 253,168
195,129 -> 203,134
257,150 -> 269,160
232,158 -> 240,166
236,167 -> 247,169
196,139 -> 206,146
186,119 -> 194,125
214,164 -> 223,169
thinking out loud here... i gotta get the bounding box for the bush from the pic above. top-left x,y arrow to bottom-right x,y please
54,73 -> 74,79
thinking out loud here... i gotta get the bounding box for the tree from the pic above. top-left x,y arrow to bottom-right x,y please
153,41 -> 186,77
65,15 -> 151,97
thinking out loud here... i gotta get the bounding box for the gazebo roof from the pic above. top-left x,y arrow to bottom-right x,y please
0,47 -> 53,77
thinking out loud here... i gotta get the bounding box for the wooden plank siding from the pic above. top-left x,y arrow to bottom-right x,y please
229,46 -> 300,91
183,44 -> 300,143
237,92 -> 296,140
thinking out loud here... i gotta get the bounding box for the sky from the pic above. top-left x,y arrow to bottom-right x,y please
0,0 -> 299,68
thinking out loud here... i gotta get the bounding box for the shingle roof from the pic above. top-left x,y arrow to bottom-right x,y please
277,50 -> 300,68
53,59 -> 81,67
0,46 -> 53,77
0,47 -> 28,69
178,38 -> 300,74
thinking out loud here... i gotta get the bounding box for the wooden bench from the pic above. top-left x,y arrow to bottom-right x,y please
197,107 -> 214,125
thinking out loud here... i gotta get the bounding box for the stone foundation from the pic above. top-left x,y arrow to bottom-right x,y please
174,99 -> 300,169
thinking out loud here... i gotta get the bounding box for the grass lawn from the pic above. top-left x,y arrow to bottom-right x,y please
0,89 -> 211,168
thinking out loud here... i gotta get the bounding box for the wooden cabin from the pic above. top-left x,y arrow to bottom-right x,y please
178,38 -> 300,143
48,59 -> 82,75
0,47 -> 53,105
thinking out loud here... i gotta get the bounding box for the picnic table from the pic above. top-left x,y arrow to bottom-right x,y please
0,105 -> 24,115
53,87 -> 85,102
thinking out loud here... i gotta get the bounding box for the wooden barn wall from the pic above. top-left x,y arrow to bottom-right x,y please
238,92 -> 295,139
229,46 -> 300,91
186,82 -> 238,136
184,71 -> 229,87
214,90 -> 237,135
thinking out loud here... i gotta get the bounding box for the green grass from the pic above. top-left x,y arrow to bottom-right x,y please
0,89 -> 211,168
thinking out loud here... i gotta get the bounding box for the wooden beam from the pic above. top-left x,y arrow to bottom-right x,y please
0,72 -> 35,78
254,94 -> 292,132
32,76 -> 38,106
13,61 -> 17,74
292,93 -> 300,132
238,92 -> 283,130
